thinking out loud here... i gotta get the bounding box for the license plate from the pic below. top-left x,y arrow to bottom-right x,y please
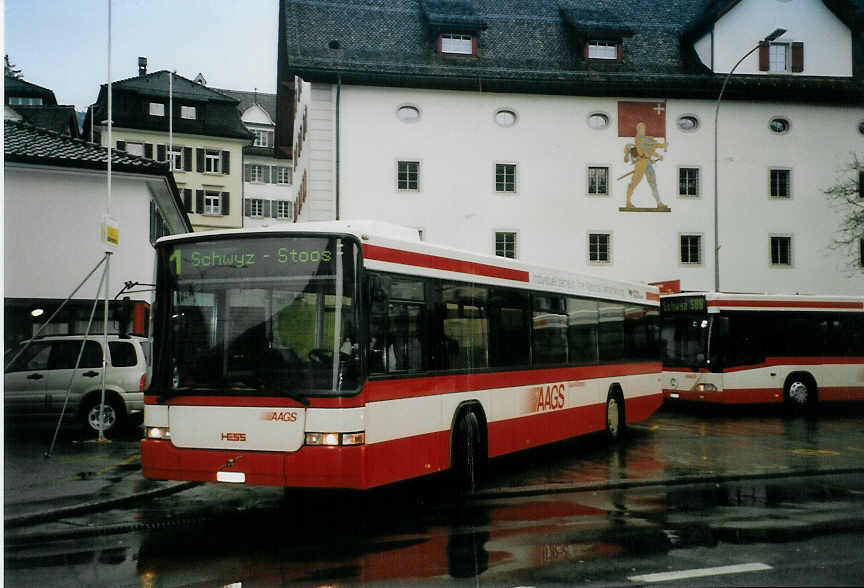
216,471 -> 246,484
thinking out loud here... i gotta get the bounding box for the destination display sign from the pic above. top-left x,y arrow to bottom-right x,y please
660,295 -> 706,314
164,237 -> 343,280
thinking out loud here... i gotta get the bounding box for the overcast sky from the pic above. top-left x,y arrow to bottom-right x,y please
4,0 -> 279,111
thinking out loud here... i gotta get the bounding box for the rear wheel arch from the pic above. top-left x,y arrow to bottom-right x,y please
449,401 -> 488,492
79,389 -> 128,434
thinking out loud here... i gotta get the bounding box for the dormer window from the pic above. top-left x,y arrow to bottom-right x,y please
9,97 -> 43,106
587,40 -> 620,60
252,129 -> 273,147
760,41 -> 803,73
180,105 -> 197,120
439,33 -> 475,55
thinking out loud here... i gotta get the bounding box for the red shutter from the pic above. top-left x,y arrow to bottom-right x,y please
584,42 -> 590,59
791,42 -> 804,72
616,41 -> 623,62
758,42 -> 769,71
472,36 -> 478,57
437,35 -> 443,54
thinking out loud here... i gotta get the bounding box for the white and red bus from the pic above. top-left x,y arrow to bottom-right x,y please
661,292 -> 864,408
141,221 -> 662,490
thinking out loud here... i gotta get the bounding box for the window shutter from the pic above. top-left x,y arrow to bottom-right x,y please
183,147 -> 193,171
263,165 -> 271,184
117,140 -> 126,152
196,148 -> 205,172
472,36 -> 478,57
791,42 -> 804,72
758,42 -> 769,71
144,143 -> 154,159
195,190 -> 204,214
264,200 -> 272,218
584,42 -> 590,59
269,167 -> 278,184
616,41 -> 623,62
221,192 -> 230,215
437,35 -> 443,54
244,199 -> 251,216
157,144 -> 166,161
183,189 -> 192,212
244,164 -> 252,182
221,151 -> 230,175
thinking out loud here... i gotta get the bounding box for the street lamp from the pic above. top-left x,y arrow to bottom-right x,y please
713,28 -> 786,292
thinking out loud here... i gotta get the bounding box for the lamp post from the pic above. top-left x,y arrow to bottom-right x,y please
713,28 -> 786,292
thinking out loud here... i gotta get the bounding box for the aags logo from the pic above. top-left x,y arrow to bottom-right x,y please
535,383 -> 566,412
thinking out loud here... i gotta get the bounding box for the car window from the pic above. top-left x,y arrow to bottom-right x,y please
49,341 -> 103,370
109,342 -> 138,367
6,342 -> 51,372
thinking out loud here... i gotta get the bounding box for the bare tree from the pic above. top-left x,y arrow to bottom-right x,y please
824,154 -> 864,272
4,54 -> 22,79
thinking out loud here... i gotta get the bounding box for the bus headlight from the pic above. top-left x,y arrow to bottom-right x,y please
696,383 -> 717,392
305,432 -> 365,446
147,426 -> 171,440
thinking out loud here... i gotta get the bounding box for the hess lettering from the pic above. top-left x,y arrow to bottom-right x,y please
536,384 -> 566,412
221,432 -> 247,442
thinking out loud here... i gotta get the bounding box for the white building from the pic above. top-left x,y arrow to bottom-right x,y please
215,88 -> 297,227
3,119 -> 191,346
278,0 -> 864,295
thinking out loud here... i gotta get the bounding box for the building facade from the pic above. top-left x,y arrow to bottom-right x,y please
82,62 -> 252,232
215,88 -> 297,227
3,118 -> 191,347
278,0 -> 864,295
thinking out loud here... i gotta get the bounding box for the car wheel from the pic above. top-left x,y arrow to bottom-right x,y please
81,396 -> 126,436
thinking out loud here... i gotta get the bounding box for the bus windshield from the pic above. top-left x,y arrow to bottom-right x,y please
660,313 -> 710,370
155,235 -> 360,398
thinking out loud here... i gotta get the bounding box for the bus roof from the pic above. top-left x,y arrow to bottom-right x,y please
157,221 -> 660,306
662,292 -> 864,312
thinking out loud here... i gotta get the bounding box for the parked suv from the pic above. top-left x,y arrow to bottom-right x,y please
4,334 -> 149,435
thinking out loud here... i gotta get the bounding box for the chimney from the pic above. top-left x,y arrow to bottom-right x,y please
138,56 -> 147,76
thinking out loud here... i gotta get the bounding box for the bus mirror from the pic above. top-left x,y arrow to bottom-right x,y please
369,275 -> 391,317
716,316 -> 730,338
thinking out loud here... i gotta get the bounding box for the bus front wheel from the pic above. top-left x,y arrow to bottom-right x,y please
605,390 -> 626,442
453,410 -> 481,493
785,374 -> 817,412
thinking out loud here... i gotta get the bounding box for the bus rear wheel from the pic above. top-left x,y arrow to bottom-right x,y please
785,375 -> 816,413
605,391 -> 626,442
453,410 -> 481,493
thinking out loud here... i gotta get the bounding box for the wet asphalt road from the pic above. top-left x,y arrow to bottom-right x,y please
6,403 -> 864,586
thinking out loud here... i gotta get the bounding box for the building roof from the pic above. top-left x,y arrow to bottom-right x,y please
11,105 -> 81,138
5,119 -> 192,233
280,0 -> 864,103
4,76 -> 58,105
84,70 -> 253,141
213,88 -> 278,122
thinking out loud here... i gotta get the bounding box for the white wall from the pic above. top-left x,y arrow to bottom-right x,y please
4,166 -> 160,302
704,0 -> 853,76
331,85 -> 863,296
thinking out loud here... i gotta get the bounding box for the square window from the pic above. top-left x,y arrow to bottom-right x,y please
205,150 -> 221,174
769,43 -> 788,72
204,191 -> 222,215
149,102 -> 165,116
496,163 -> 517,193
770,169 -> 791,198
168,146 -> 183,171
770,235 -> 792,266
589,233 -> 611,263
275,166 -> 292,184
587,166 -> 609,196
180,105 -> 196,120
397,161 -> 420,191
680,234 -> 702,264
275,200 -> 293,219
587,40 -> 618,60
678,167 -> 700,197
246,164 -> 265,182
125,142 -> 145,156
248,198 -> 264,217
495,231 -> 517,259
440,33 -> 473,55
252,129 -> 273,147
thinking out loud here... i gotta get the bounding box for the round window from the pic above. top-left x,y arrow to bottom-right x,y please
495,109 -> 517,127
588,113 -> 610,130
769,117 -> 790,134
677,115 -> 699,131
396,105 -> 420,123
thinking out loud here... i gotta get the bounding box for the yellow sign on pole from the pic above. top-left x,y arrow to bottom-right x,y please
101,215 -> 119,248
